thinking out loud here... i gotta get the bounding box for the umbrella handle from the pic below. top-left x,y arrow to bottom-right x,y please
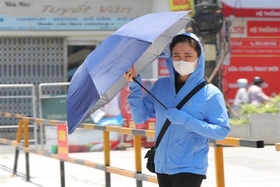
132,77 -> 168,110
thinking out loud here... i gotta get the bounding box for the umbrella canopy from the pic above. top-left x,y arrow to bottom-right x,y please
67,11 -> 191,134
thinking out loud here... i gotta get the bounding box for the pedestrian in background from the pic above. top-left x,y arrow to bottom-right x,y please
248,76 -> 271,105
124,33 -> 230,187
232,78 -> 249,115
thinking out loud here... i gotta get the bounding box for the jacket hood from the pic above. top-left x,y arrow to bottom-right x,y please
166,32 -> 205,92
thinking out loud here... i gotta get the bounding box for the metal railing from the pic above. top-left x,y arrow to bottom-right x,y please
0,84 -> 36,144
0,112 -> 265,187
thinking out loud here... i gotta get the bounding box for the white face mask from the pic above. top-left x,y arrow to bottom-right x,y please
173,59 -> 198,76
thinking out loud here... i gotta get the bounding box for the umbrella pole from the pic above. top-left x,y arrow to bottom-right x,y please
132,77 -> 167,110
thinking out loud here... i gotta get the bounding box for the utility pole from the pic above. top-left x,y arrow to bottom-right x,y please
191,0 -> 239,117
191,0 -> 224,89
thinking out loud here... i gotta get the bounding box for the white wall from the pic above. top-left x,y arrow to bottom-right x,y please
152,0 -> 170,12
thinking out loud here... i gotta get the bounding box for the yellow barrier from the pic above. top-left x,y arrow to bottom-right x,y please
0,138 -> 157,182
0,112 -> 264,187
275,143 -> 280,151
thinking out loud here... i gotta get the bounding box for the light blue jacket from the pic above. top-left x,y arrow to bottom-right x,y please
127,33 -> 230,175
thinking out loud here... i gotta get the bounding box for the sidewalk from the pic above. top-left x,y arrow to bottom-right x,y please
0,145 -> 279,187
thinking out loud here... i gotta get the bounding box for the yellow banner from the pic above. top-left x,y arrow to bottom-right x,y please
169,0 -> 195,15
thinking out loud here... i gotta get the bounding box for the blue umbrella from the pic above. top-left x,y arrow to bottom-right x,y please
67,11 -> 191,134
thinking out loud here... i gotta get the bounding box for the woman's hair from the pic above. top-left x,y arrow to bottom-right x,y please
169,34 -> 201,57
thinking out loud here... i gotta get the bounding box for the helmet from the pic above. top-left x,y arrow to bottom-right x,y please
253,76 -> 264,85
237,78 -> 248,88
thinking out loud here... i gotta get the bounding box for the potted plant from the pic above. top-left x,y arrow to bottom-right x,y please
228,117 -> 250,139
228,94 -> 280,144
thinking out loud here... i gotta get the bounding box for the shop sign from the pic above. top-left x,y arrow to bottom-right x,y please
222,0 -> 280,104
0,0 -> 152,31
247,21 -> 280,37
169,0 -> 195,15
222,57 -> 280,104
230,38 -> 280,56
230,19 -> 247,38
222,0 -> 280,18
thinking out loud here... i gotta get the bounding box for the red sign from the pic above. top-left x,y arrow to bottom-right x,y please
222,0 -> 280,18
120,85 -> 132,120
57,123 -> 68,160
222,57 -> 280,104
230,38 -> 280,56
158,58 -> 170,77
222,0 -> 280,104
231,25 -> 246,35
247,21 -> 280,37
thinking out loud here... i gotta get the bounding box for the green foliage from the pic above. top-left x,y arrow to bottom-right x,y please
229,94 -> 280,125
229,117 -> 249,125
240,103 -> 278,114
240,94 -> 280,114
271,94 -> 280,103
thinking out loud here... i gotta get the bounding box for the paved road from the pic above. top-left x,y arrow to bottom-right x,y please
0,145 -> 279,187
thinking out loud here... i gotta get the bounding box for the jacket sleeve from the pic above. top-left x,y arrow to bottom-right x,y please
165,91 -> 230,140
257,89 -> 271,103
127,75 -> 155,124
186,92 -> 231,140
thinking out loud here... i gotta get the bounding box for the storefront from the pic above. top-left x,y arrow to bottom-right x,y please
0,0 -> 195,128
0,0 -> 161,128
0,0 -> 155,85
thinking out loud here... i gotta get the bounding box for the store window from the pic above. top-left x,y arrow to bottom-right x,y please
67,45 -> 96,81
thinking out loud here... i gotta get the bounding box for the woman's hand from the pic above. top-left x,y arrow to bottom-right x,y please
124,65 -> 138,82
165,108 -> 190,126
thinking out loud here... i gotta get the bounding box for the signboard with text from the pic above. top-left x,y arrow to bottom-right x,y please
222,0 -> 280,18
57,123 -> 68,160
41,95 -> 94,123
169,0 -> 195,16
247,21 -> 280,37
222,0 -> 280,104
0,0 -> 152,31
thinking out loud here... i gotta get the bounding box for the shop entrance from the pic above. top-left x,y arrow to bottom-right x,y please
67,41 -> 100,81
